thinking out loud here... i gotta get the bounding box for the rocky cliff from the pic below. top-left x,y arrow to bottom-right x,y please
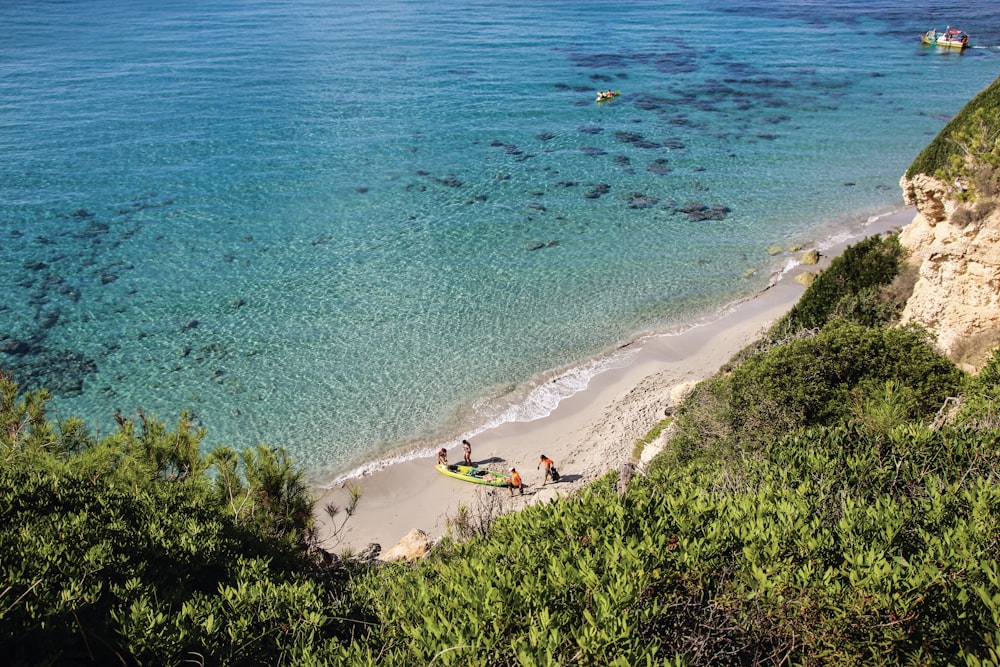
898,173 -> 1000,370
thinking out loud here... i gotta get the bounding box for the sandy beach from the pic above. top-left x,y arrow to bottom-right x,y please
315,208 -> 915,555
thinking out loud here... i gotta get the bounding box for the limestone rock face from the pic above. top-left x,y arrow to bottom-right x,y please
897,175 -> 1000,360
900,173 -> 951,224
382,528 -> 432,562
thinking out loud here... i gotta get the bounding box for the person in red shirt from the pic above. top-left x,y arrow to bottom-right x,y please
538,454 -> 555,485
509,467 -> 523,496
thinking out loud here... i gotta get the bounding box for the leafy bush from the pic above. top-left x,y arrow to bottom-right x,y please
772,233 -> 907,334
0,370 -> 354,665
907,75 -> 1000,200
667,320 -> 965,459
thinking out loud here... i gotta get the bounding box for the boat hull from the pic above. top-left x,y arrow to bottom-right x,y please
436,464 -> 513,487
921,29 -> 969,49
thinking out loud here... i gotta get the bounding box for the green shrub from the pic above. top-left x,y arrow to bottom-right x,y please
0,370 -> 353,665
668,320 -> 965,459
907,76 -> 1000,201
773,233 -> 907,334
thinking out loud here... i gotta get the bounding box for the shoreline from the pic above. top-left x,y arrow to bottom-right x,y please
315,206 -> 915,555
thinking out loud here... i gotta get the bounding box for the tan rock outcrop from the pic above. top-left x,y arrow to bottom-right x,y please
900,172 -> 952,224
794,271 -> 818,287
800,249 -> 820,265
381,528 -> 433,562
897,175 -> 1000,362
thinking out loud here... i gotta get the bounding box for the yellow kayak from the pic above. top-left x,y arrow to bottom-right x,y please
435,464 -> 513,487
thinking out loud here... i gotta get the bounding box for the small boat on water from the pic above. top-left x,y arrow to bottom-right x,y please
596,90 -> 620,103
436,463 -> 513,487
921,27 -> 970,49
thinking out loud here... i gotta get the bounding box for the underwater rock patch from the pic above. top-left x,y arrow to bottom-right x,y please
675,202 -> 731,221
646,160 -> 672,176
632,93 -> 674,111
584,184 -> 611,199
75,222 -> 110,239
0,338 -> 33,355
620,192 -> 660,209
37,309 -> 60,331
4,348 -> 97,397
650,52 -> 698,75
566,52 -> 630,69
437,176 -> 463,188
614,131 -> 644,144
580,147 -> 607,157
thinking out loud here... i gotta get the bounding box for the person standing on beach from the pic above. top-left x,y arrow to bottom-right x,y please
538,454 -> 555,485
437,447 -> 448,465
509,467 -> 523,495
462,439 -> 472,465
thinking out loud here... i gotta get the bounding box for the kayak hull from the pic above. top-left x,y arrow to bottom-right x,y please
436,464 -> 513,487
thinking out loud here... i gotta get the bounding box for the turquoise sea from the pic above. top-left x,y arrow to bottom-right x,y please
3,0 -> 1000,483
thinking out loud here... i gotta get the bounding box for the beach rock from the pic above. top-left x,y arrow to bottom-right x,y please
800,249 -> 820,265
356,543 -> 382,562
795,271 -> 818,287
382,528 -> 432,562
766,245 -> 783,256
617,462 -> 636,495
669,381 -> 697,405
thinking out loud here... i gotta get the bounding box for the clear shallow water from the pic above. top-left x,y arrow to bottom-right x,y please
3,0 -> 999,482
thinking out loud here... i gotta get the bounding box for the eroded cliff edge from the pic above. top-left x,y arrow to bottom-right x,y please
898,172 -> 1000,370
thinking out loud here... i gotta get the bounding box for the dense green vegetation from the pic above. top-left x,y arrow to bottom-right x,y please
906,75 -> 1000,198
0,385 -> 361,665
3,228 -> 999,665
